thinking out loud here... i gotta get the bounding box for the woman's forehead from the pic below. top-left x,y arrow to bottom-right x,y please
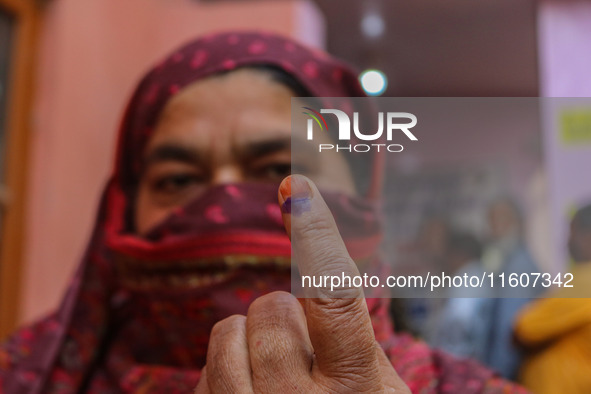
145,69 -> 299,152
161,69 -> 295,117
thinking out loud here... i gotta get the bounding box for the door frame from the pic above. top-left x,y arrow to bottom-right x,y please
0,0 -> 39,339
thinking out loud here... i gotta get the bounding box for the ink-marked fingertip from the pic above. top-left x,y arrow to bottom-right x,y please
279,176 -> 292,202
279,175 -> 313,215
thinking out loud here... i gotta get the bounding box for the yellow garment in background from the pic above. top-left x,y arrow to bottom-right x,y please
514,263 -> 591,394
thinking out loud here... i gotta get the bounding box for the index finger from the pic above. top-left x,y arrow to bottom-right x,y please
278,175 -> 382,384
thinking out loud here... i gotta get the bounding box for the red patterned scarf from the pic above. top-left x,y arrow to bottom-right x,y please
0,31 -> 525,394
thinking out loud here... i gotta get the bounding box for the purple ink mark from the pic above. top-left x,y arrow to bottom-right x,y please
281,196 -> 311,216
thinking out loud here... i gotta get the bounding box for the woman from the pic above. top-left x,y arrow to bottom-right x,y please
514,204 -> 591,393
0,31 -> 525,393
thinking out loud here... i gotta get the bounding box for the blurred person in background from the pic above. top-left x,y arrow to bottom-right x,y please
514,203 -> 591,394
430,231 -> 494,363
417,215 -> 452,271
482,198 -> 538,276
397,215 -> 451,339
0,31 -> 525,393
481,197 -> 541,379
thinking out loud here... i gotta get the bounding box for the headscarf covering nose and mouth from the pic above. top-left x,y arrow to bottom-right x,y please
0,30 -> 519,394
104,29 -> 384,305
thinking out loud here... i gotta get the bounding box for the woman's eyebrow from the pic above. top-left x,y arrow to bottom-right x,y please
144,143 -> 202,165
240,135 -> 316,158
241,136 -> 291,158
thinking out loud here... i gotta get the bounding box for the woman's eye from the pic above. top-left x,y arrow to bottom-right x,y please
251,162 -> 313,181
255,163 -> 292,180
152,173 -> 203,193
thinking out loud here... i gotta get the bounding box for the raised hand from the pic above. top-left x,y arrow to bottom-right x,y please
194,175 -> 410,393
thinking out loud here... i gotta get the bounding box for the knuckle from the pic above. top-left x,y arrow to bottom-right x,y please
317,369 -> 383,393
246,295 -> 305,371
314,296 -> 363,313
311,296 -> 367,321
249,333 -> 301,378
247,291 -> 297,317
210,314 -> 246,340
252,340 -> 287,371
322,257 -> 360,278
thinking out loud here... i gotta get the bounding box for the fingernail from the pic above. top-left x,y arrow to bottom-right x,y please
279,175 -> 313,215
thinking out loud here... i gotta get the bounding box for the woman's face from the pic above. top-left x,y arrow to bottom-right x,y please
134,68 -> 355,235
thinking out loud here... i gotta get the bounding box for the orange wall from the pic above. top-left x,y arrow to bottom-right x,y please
21,0 -> 324,324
